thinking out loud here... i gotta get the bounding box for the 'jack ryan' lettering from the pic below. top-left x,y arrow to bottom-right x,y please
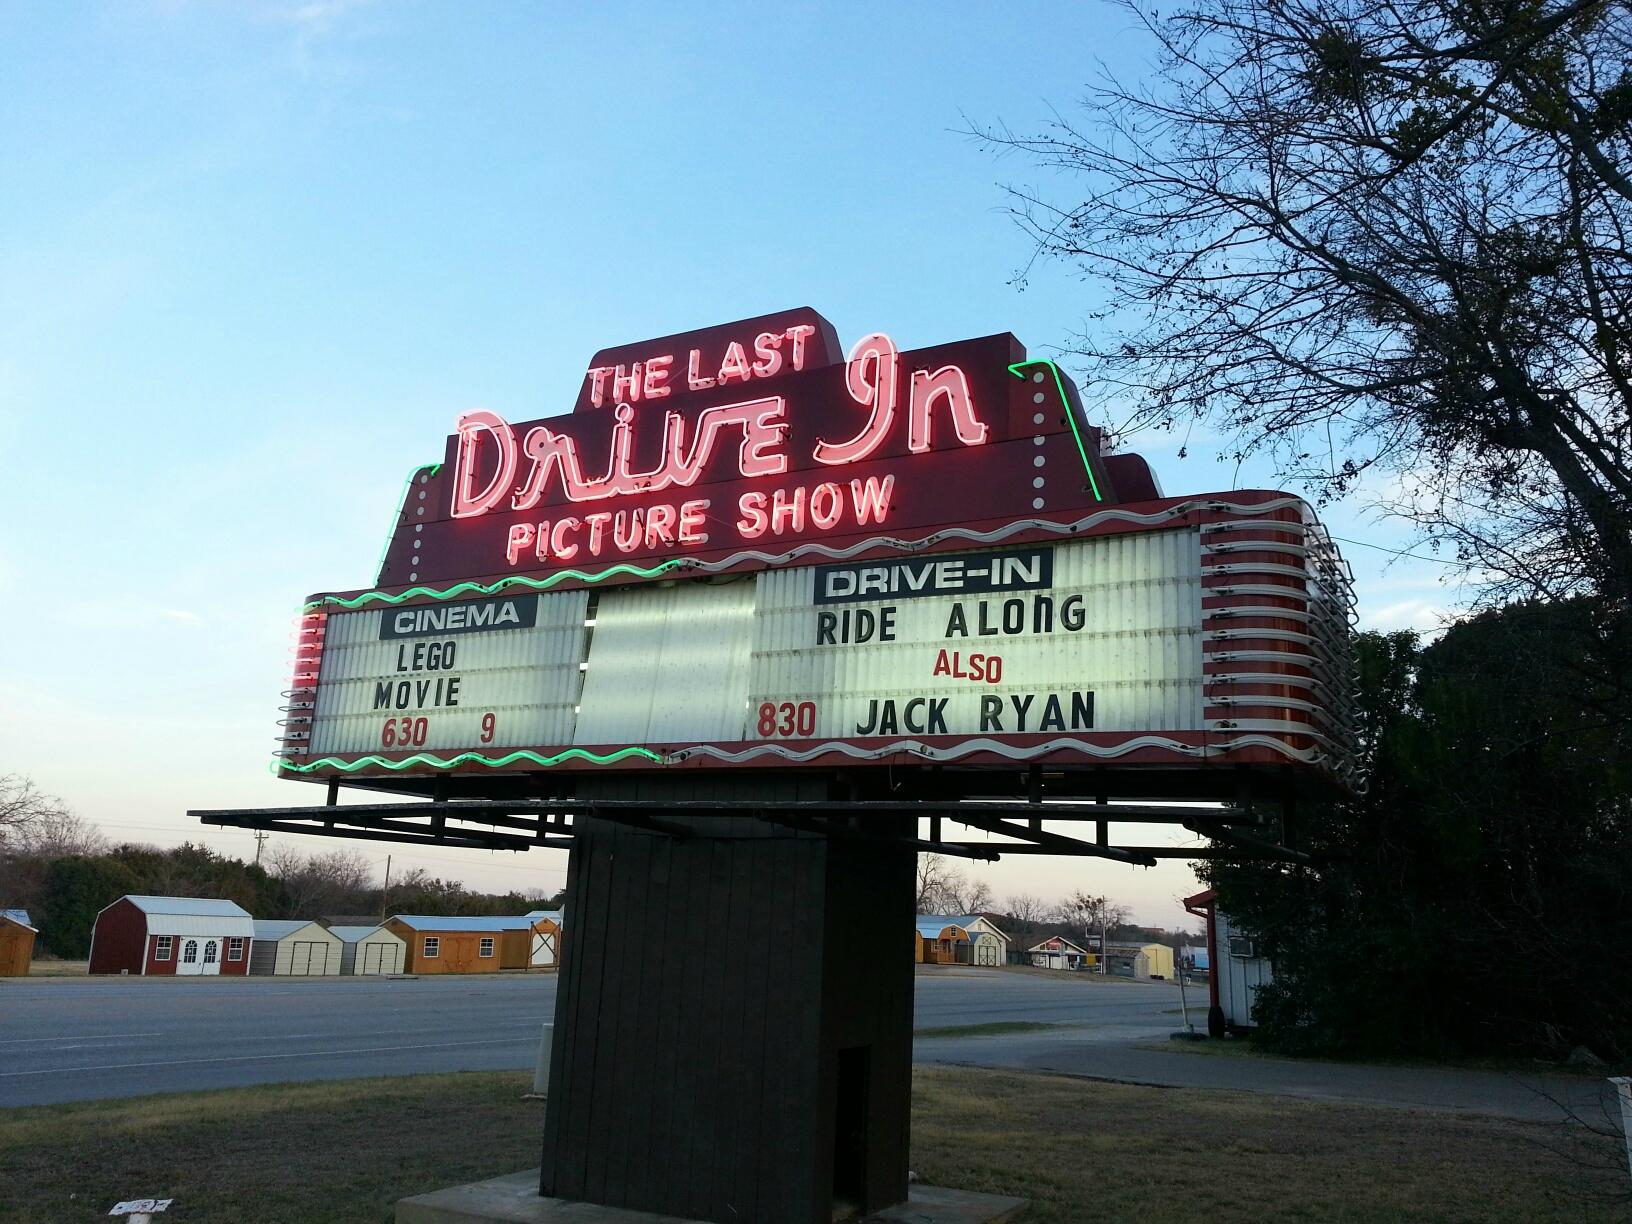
449,332 -> 988,524
853,690 -> 1095,735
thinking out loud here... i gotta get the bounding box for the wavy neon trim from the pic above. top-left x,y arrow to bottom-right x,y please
1009,359 -> 1104,502
308,561 -> 684,611
277,746 -> 662,773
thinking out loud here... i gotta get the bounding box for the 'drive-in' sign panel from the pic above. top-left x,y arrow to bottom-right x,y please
746,533 -> 1204,742
308,593 -> 588,755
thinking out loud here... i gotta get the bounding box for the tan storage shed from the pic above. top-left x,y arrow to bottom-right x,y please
248,920 -> 343,976
331,924 -> 407,975
0,910 -> 36,976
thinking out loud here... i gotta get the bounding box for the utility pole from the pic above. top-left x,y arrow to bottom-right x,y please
380,854 -> 392,922
253,830 -> 268,867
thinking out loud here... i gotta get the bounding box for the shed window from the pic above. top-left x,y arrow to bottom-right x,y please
227,938 -> 244,961
182,940 -> 198,964
479,937 -> 495,957
423,937 -> 440,958
155,936 -> 173,962
203,941 -> 218,964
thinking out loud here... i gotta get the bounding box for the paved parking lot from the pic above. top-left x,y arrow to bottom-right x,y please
0,967 -> 1178,1107
3,968 -> 1600,1123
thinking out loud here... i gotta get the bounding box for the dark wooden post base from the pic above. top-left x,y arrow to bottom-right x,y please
540,812 -> 916,1224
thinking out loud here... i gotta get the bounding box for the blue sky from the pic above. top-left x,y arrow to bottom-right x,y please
0,1 -> 1467,924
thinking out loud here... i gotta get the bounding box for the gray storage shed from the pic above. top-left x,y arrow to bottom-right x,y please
249,920 -> 344,976
330,923 -> 407,975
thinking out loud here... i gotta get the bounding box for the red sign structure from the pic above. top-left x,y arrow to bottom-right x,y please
283,307 -> 1357,791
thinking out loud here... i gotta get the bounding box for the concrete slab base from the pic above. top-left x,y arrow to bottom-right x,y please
396,1170 -> 1026,1224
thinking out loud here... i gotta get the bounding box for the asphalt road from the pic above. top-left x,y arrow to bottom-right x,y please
2,968 -> 1605,1124
0,968 -> 1174,1107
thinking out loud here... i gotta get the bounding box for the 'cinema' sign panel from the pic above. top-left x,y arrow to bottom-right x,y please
281,307 -> 1357,786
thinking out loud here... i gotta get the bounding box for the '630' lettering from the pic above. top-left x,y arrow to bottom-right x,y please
756,701 -> 817,738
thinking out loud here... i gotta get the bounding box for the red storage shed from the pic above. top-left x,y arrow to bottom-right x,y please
88,895 -> 255,976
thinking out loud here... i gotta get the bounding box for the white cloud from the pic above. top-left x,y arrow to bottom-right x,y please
1359,599 -> 1457,634
163,609 -> 205,626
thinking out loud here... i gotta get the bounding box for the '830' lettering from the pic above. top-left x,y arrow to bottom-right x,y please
756,701 -> 817,738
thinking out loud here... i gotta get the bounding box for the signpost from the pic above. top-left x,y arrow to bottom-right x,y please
200,306 -> 1357,1224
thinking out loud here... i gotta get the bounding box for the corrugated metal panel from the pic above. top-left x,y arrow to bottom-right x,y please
387,914 -> 538,932
146,914 -> 256,938
248,939 -> 278,976
126,896 -> 251,919
252,920 -> 307,941
572,579 -> 756,744
747,530 -> 1202,738
1215,910 -> 1274,1027
310,591 -> 589,755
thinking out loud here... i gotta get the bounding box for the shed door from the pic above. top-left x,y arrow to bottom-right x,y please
362,943 -> 381,975
178,939 -> 201,975
974,937 -> 998,967
199,939 -> 221,976
530,929 -> 556,967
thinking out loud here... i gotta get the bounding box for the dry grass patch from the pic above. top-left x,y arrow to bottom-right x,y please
911,1067 -> 1628,1223
1,1067 -> 1625,1222
0,1073 -> 543,1223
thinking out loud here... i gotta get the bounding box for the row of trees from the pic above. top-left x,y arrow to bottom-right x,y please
0,778 -> 561,960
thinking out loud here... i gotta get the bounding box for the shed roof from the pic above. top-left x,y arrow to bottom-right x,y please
1028,935 -> 1092,955
388,914 -> 538,932
915,916 -> 971,940
951,914 -> 1010,940
252,920 -> 336,942
1,908 -> 32,928
328,924 -> 402,943
525,909 -> 563,925
112,895 -> 255,938
124,896 -> 252,919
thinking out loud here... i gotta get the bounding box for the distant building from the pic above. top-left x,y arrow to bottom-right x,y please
1028,935 -> 1093,971
1104,942 -> 1176,981
1183,889 -> 1274,1031
0,911 -> 36,976
386,914 -> 558,974
89,896 -> 254,976
953,915 -> 1009,967
914,918 -> 971,965
524,909 -> 564,969
329,924 -> 407,975
248,920 -> 344,976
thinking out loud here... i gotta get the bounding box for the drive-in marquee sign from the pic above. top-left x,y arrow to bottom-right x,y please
280,308 -> 1357,786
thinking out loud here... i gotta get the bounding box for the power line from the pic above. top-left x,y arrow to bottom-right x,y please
1329,534 -> 1464,567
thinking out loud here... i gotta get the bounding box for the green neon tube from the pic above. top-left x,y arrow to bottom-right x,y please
1008,359 -> 1104,502
375,462 -> 444,584
277,746 -> 662,774
308,559 -> 684,612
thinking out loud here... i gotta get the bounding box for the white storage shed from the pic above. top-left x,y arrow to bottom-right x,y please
950,914 -> 1009,967
330,924 -> 407,975
249,920 -> 344,976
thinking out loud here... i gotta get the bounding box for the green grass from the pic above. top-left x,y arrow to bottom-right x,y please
0,1067 -> 1624,1223
913,1021 -> 1065,1038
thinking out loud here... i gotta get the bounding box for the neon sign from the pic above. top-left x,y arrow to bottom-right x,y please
372,308 -> 1134,591
451,333 -> 986,567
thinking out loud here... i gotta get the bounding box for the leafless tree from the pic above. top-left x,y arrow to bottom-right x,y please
942,875 -> 994,917
915,853 -> 957,913
0,775 -> 70,849
978,1 -> 1632,648
267,845 -> 376,916
16,808 -> 106,858
1063,892 -> 1132,959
